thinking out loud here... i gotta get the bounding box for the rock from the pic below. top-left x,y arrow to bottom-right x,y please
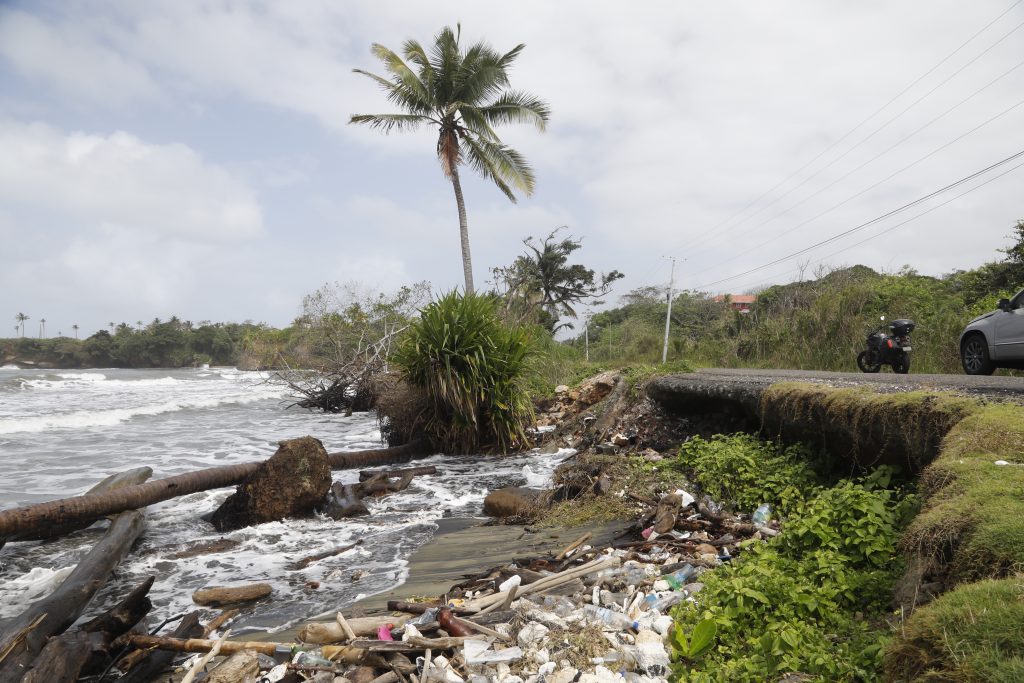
555,385 -> 570,394
652,615 -> 675,635
532,649 -> 550,665
576,372 -> 618,406
483,487 -> 544,519
595,443 -> 618,455
548,667 -> 579,683
192,583 -> 272,606
611,433 -> 630,447
210,436 -> 332,531
695,543 -> 717,555
652,580 -> 670,592
593,474 -> 612,495
517,622 -> 549,648
348,666 -> 378,683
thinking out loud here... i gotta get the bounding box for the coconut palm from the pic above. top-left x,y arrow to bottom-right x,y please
39,318 -> 46,338
15,313 -> 28,337
350,25 -> 549,294
72,324 -> 79,339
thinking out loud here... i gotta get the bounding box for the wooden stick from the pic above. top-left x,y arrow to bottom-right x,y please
119,634 -> 282,657
500,584 -> 518,611
202,609 -> 239,638
555,532 -> 592,561
290,540 -> 363,570
450,617 -> 508,642
180,630 -> 229,683
336,612 -> 357,642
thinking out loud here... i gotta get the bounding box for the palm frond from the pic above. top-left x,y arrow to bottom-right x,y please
457,106 -> 500,142
479,90 -> 550,131
352,68 -> 432,116
369,44 -> 432,112
463,135 -> 536,200
349,113 -> 431,133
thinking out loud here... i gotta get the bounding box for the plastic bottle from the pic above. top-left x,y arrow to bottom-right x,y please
663,564 -> 696,590
581,604 -> 640,631
540,594 -> 576,618
647,591 -> 685,613
752,503 -> 772,525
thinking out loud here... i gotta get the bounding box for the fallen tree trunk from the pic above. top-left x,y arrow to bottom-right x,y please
0,441 -> 428,542
17,576 -> 155,683
0,512 -> 146,683
358,465 -> 437,481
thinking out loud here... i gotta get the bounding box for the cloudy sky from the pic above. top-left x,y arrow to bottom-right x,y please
2,1 -> 1022,337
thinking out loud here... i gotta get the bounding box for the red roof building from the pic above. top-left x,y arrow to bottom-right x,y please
713,294 -> 756,313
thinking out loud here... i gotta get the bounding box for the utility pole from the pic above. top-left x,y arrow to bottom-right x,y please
584,313 -> 590,362
662,256 -> 678,364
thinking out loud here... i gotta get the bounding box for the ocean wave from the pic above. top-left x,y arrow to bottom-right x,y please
56,372 -> 107,381
0,365 -> 20,371
0,392 -> 281,434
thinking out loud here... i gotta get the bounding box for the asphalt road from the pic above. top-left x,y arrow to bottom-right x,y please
690,367 -> 1024,400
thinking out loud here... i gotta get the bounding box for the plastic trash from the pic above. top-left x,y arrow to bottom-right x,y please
293,650 -> 335,667
377,624 -> 395,640
464,639 -> 524,664
498,574 -> 522,592
645,590 -> 685,613
409,607 -> 440,626
664,564 -> 696,590
539,594 -> 576,618
675,489 -> 696,508
752,503 -> 772,525
581,604 -> 640,631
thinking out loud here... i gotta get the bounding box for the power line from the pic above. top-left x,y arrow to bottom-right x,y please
693,147 -> 1024,289
733,157 -> 1024,291
673,2 -> 1024,255
687,88 -> 1024,280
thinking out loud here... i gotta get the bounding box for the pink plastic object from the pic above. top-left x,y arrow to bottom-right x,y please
377,624 -> 395,641
641,526 -> 654,539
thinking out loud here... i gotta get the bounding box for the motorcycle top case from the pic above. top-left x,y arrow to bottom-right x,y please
888,319 -> 915,336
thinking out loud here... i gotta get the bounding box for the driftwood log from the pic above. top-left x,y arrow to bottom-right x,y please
323,468 -> 425,520
0,512 -> 146,683
16,576 -> 155,683
116,611 -> 202,683
0,441 -> 427,542
0,469 -> 151,683
192,583 -> 272,607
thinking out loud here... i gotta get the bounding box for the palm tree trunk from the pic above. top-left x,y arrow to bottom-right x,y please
0,441 -> 427,541
450,166 -> 475,294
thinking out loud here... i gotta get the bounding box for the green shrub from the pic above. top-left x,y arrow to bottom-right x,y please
393,292 -> 535,453
672,480 -> 908,681
674,434 -> 820,515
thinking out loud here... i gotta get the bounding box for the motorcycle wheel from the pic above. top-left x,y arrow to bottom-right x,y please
892,352 -> 910,374
857,350 -> 882,373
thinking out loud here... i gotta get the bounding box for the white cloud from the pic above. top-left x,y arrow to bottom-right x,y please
0,119 -> 263,242
0,9 -> 158,106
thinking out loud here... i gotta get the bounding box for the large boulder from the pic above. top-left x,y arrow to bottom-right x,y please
210,436 -> 332,531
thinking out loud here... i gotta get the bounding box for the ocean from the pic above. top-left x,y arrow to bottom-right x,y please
0,366 -> 568,633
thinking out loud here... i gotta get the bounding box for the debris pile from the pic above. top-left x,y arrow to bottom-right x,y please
135,489 -> 777,683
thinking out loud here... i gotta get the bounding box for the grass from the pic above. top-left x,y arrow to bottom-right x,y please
884,577 -> 1024,682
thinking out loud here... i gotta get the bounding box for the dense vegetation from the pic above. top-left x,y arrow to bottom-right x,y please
570,221 -> 1024,375
1,319 -> 265,368
392,292 -> 535,453
664,435 -> 916,681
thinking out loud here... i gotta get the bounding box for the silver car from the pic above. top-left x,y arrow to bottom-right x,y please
960,287 -> 1024,374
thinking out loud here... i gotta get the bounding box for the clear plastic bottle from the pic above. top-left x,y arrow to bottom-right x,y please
663,564 -> 696,590
581,604 -> 640,631
752,503 -> 772,525
648,591 -> 685,613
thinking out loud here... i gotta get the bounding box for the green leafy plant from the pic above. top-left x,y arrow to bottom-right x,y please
672,619 -> 717,660
674,434 -> 821,515
393,291 -> 535,453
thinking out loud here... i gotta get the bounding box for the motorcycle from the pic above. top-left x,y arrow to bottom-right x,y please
857,316 -> 915,374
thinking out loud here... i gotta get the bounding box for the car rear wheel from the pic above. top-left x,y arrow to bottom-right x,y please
961,334 -> 995,375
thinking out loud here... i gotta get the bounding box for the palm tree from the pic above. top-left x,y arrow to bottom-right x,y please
72,324 -> 79,339
15,313 -> 29,337
350,25 -> 550,294
39,318 -> 46,338
108,322 -> 115,333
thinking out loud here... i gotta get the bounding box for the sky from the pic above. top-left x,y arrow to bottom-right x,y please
1,0 -> 1023,338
